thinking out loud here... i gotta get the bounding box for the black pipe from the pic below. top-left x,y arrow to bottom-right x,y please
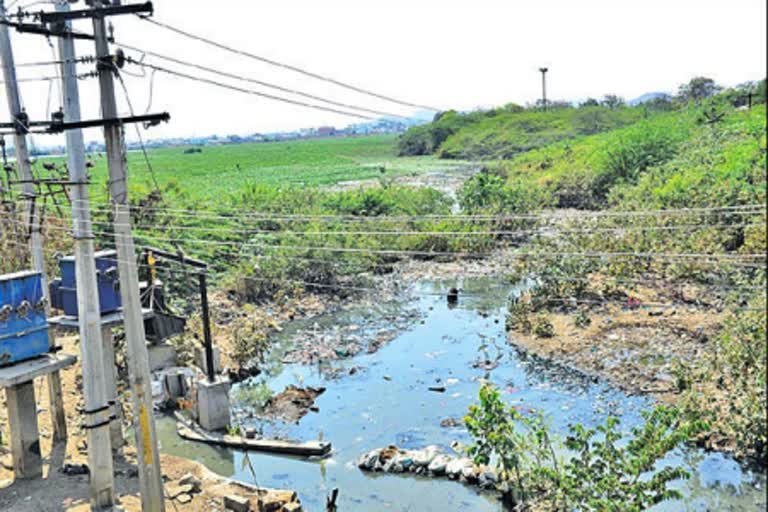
199,272 -> 215,383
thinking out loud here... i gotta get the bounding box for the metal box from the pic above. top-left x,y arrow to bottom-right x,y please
0,270 -> 50,366
50,249 -> 122,317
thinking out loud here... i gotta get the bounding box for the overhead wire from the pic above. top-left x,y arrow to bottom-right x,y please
72,199 -> 767,224
124,57 -> 377,121
137,15 -> 441,112
116,42 -> 417,121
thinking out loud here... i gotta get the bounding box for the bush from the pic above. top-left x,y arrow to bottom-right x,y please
532,315 -> 555,338
464,384 -> 702,510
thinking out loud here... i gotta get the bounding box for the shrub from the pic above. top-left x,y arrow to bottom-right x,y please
465,384 -> 702,511
532,315 -> 555,338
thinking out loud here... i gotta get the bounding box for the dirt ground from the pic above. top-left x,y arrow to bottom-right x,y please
506,279 -> 727,404
0,336 -> 302,511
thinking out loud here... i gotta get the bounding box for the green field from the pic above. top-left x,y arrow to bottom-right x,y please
78,134 -> 470,204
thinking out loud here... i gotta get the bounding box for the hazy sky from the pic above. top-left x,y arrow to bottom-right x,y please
2,0 -> 766,146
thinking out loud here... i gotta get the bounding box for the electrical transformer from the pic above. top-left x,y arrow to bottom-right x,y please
49,249 -> 122,317
0,270 -> 50,367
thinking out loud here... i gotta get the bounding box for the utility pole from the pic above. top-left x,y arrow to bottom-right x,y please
539,67 -> 548,111
54,2 -> 119,509
90,2 -> 166,509
0,0 -> 68,446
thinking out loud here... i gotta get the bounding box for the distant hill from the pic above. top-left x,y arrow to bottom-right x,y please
628,92 -> 670,106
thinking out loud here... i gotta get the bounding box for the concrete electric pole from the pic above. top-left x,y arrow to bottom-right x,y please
54,1 -> 119,508
539,67 -> 548,111
90,2 -> 166,510
0,0 -> 68,447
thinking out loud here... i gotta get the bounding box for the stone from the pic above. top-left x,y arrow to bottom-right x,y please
166,483 -> 194,499
446,457 -> 472,479
427,454 -> 451,475
413,445 -> 439,467
176,493 -> 192,504
357,449 -> 381,470
478,469 -> 499,489
224,494 -> 250,512
178,473 -> 202,493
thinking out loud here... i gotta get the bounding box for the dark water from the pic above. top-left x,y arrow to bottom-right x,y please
157,277 -> 766,511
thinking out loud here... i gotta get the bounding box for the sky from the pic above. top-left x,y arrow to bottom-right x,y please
1,0 -> 766,147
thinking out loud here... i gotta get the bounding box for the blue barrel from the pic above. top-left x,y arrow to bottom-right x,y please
0,270 -> 50,366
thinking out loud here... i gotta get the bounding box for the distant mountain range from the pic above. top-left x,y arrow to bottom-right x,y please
628,92 -> 671,106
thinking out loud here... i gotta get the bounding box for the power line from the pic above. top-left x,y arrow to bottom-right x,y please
73,200 -> 767,223
137,15 -> 441,112
124,56 -> 377,121
116,42 -> 414,121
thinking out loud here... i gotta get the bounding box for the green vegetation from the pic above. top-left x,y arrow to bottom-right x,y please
465,383 -> 704,511
399,105 -> 646,160
77,134 -> 470,203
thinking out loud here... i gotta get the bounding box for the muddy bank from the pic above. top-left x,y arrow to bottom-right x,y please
507,301 -> 723,403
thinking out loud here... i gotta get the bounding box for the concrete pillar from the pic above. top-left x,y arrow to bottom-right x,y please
6,381 -> 42,478
101,326 -> 124,450
197,378 -> 231,431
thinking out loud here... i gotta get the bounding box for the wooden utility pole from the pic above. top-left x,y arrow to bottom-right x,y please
54,2 -> 119,508
90,2 -> 166,509
0,0 -> 68,445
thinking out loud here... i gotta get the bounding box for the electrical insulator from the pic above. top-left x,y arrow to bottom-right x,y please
16,300 -> 31,319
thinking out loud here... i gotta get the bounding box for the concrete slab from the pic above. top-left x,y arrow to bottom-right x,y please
0,353 -> 77,388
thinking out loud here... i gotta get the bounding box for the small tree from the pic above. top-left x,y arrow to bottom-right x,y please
601,94 -> 625,109
678,76 -> 722,102
580,98 -> 600,107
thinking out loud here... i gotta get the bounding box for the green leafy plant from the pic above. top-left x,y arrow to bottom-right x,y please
532,315 -> 555,338
465,384 -> 702,511
573,308 -> 591,328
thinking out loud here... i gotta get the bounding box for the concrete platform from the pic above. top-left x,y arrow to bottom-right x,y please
0,353 -> 77,479
0,353 -> 77,387
177,423 -> 332,458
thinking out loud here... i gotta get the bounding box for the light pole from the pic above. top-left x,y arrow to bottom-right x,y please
539,67 -> 548,111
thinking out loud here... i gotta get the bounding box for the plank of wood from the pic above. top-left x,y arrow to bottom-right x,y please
177,423 -> 332,457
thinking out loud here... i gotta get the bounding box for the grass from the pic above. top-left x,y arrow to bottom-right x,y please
72,134 -> 471,204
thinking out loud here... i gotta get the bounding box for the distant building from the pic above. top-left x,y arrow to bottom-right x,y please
316,126 -> 336,137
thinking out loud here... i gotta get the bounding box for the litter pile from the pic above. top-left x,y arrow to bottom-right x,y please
357,445 -> 500,491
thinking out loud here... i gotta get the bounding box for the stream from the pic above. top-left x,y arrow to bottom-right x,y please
157,276 -> 766,511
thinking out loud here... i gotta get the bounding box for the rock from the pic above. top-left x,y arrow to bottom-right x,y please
478,469 -> 499,488
357,449 -> 381,470
439,417 -> 462,428
413,445 -> 439,467
446,458 -> 473,480
60,463 -> 89,476
166,483 -> 194,499
178,473 -> 202,493
461,464 -> 479,482
224,494 -> 250,512
176,493 -> 192,504
427,454 -> 451,475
